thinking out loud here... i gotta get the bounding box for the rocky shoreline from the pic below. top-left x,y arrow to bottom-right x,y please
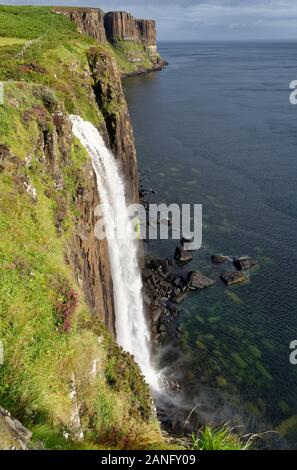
139,184 -> 259,347
122,60 -> 169,78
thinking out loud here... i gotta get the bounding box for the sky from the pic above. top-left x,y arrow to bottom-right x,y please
1,0 -> 297,41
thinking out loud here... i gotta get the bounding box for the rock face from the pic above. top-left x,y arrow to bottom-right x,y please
136,20 -> 158,61
71,161 -> 115,334
54,7 -> 106,42
70,45 -> 141,335
137,20 -> 156,46
88,47 -> 139,203
71,48 -> 140,335
0,407 -> 32,450
104,11 -> 140,42
41,109 -> 117,334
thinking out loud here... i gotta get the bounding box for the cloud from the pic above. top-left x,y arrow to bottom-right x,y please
1,1 -> 297,40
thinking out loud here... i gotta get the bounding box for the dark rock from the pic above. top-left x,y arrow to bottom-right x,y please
172,287 -> 181,297
147,259 -> 168,272
211,254 -> 229,264
220,271 -> 248,286
187,271 -> 215,290
173,276 -> 182,288
233,256 -> 258,271
174,292 -> 187,304
143,291 -> 151,306
174,247 -> 193,264
152,308 -> 162,324
147,259 -> 166,271
166,301 -> 180,316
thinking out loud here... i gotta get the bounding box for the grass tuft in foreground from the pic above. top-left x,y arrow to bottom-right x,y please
192,425 -> 252,451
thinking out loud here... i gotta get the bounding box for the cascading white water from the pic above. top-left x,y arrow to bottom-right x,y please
70,115 -> 159,389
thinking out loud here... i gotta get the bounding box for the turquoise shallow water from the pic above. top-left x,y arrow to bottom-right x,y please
124,42 -> 297,448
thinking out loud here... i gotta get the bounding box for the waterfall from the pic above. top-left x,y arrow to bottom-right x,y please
70,115 -> 158,389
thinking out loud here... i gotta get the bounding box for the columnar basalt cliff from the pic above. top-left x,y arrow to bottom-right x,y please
104,11 -> 140,42
137,19 -> 158,61
70,151 -> 116,334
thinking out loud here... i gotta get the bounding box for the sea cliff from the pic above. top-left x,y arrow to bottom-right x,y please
0,5 -> 171,450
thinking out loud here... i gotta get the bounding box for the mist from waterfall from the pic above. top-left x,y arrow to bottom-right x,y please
70,115 -> 159,389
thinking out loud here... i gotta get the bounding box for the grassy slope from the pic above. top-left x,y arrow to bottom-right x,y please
0,6 -> 174,450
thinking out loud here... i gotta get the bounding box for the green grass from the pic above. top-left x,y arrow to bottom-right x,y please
192,425 -> 251,450
0,37 -> 27,46
0,6 -> 75,40
110,40 -> 155,74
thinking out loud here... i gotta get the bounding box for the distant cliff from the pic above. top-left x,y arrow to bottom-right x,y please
54,7 -> 165,71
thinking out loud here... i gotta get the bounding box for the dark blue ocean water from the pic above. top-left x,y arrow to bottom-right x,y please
124,42 -> 297,448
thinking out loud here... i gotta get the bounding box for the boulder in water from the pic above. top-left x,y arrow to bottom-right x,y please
211,254 -> 229,264
187,271 -> 215,290
173,291 -> 187,304
220,271 -> 248,286
147,258 -> 169,272
233,256 -> 258,271
174,247 -> 193,263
